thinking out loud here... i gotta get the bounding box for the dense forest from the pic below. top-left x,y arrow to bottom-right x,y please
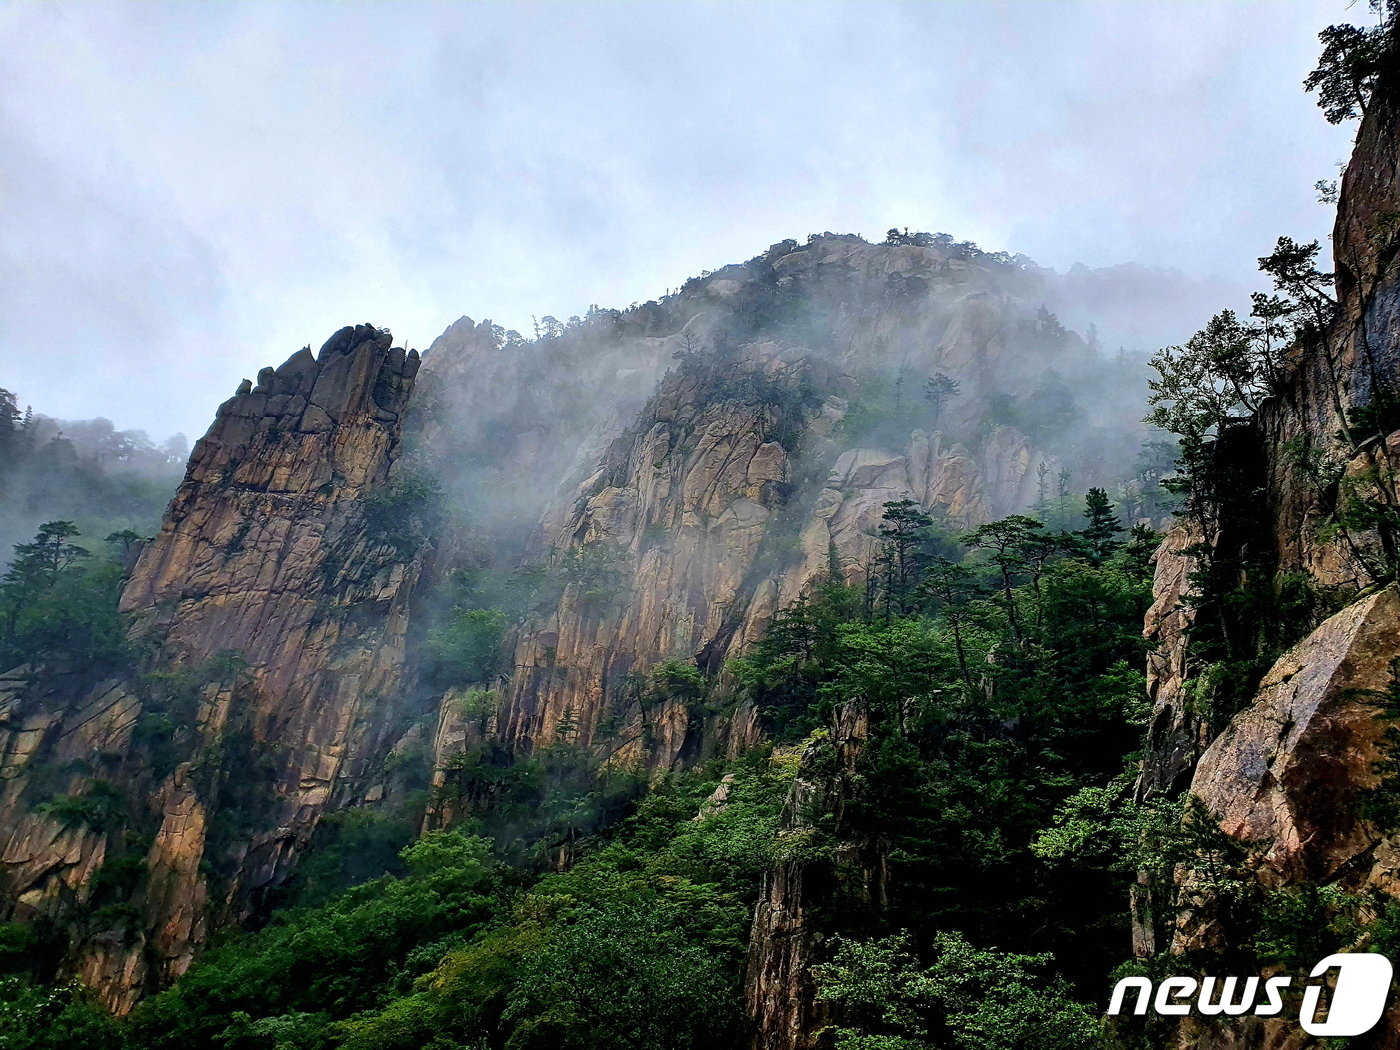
1,6 -> 1399,1049
0,493 -> 1162,1050
0,394 -> 184,681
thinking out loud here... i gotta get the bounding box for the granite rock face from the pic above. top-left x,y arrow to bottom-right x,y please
1192,587 -> 1400,885
2,225 -> 1153,1017
408,240 -> 1145,1046
1138,524 -> 1206,802
494,343 -> 831,771
419,238 -> 1121,783
744,704 -> 874,1050
0,326 -> 425,1010
1133,80 -> 1400,1050
478,338 -> 1058,774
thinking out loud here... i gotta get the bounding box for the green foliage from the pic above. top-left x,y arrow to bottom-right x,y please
923,372 -> 961,427
1358,660 -> 1400,829
128,832 -> 500,1050
0,925 -> 39,976
116,760 -> 792,1050
671,334 -> 825,449
633,660 -> 706,717
1079,488 -> 1125,565
0,522 -> 131,677
0,402 -> 181,583
454,687 -> 500,722
730,575 -> 865,740
555,543 -> 629,610
422,608 -> 509,687
875,499 -> 955,617
813,931 -> 1100,1050
0,976 -> 124,1050
502,905 -> 732,1050
1145,311 -> 1265,442
290,806 -> 428,906
361,474 -> 443,556
36,780 -> 125,833
432,740 -> 648,865
1304,1 -> 1398,123
1251,884 -> 1365,970
732,497 -> 1156,997
839,369 -> 947,450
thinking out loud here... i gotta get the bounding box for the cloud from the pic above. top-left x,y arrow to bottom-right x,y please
0,0 -> 1359,439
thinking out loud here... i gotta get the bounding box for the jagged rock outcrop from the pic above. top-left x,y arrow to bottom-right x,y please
494,342 -> 832,769
419,237 -> 1119,778
476,329 -> 1062,775
1137,524 -> 1205,803
745,704 -> 875,1050
0,325 -> 425,1010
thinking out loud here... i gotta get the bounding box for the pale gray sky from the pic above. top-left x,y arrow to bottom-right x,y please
0,0 -> 1362,440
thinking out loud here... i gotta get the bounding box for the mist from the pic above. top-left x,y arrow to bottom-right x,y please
0,0 -> 1356,442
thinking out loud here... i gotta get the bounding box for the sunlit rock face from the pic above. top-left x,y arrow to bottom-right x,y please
0,326 -> 425,1011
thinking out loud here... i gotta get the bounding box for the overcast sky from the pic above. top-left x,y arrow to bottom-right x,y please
0,0 -> 1363,440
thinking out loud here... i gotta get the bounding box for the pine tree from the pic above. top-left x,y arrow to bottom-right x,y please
877,499 -> 937,617
1304,2 -> 1397,125
919,557 -> 978,692
1,521 -> 89,642
962,515 -> 1046,648
924,372 -> 961,430
1079,489 -> 1125,565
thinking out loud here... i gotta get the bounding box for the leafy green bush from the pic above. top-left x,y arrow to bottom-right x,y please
813,931 -> 1100,1050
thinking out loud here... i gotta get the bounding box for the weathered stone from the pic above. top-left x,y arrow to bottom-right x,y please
1138,524 -> 1206,800
1193,587 -> 1400,883
1134,85 -> 1400,1050
0,325 -> 425,1011
745,705 -> 872,1050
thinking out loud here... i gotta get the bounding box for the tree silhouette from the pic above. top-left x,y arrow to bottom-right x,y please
924,372 -> 961,429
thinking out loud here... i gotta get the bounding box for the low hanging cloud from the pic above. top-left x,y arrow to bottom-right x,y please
0,0 -> 1358,440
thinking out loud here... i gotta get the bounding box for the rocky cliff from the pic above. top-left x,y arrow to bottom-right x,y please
421,235 -> 1149,784
1135,64 -> 1400,1050
744,703 -> 876,1050
0,325 -> 425,1010
0,233 -> 1166,1014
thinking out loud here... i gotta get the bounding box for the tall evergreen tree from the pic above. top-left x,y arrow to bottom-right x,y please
923,372 -> 961,429
877,499 -> 937,617
1079,489 -> 1125,565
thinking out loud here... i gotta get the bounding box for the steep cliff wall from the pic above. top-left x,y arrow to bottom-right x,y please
496,343 -> 822,766
422,237 -> 1142,783
0,325 -> 425,1010
744,703 -> 875,1050
1135,71 -> 1400,1050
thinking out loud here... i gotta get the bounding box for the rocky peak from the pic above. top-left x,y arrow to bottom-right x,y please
0,325 -> 427,1011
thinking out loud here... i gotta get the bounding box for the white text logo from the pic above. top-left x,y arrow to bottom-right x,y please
1107,952 -> 1393,1036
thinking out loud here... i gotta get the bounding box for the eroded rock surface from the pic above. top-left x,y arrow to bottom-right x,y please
0,325 -> 424,1010
1133,77 -> 1400,1050
1193,587 -> 1400,885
